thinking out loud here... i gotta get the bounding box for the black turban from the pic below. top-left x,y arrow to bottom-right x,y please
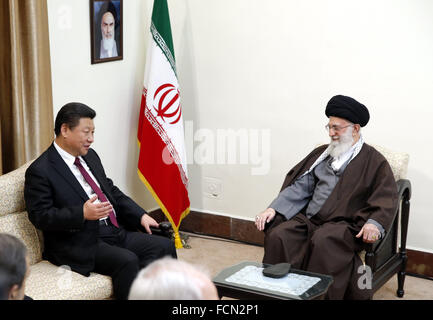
325,95 -> 370,127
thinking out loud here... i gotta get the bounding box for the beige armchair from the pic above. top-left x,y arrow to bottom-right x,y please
0,161 -> 113,300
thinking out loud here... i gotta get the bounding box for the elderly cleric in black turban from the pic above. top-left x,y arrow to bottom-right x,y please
325,95 -> 370,127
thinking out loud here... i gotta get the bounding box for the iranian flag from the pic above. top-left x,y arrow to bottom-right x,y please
137,0 -> 189,248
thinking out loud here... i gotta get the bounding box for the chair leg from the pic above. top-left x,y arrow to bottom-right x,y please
397,271 -> 405,297
397,195 -> 410,298
397,253 -> 407,298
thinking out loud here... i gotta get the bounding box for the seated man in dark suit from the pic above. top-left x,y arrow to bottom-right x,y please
24,102 -> 177,300
255,95 -> 398,299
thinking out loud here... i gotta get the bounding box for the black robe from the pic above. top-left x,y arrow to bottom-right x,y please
263,143 -> 398,299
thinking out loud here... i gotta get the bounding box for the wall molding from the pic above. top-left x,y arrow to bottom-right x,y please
406,249 -> 433,278
149,209 -> 264,246
149,209 -> 432,278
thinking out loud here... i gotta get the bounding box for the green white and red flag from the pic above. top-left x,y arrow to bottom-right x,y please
137,0 -> 189,248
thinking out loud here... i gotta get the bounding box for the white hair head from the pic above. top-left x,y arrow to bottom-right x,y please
128,257 -> 218,300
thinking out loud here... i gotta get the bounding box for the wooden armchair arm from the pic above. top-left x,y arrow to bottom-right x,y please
149,221 -> 174,238
136,221 -> 174,239
365,179 -> 411,270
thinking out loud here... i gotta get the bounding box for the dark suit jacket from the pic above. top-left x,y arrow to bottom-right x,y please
24,144 -> 145,276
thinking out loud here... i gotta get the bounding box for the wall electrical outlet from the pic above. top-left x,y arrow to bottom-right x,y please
203,177 -> 222,199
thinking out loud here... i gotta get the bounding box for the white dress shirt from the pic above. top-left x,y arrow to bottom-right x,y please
53,142 -> 115,220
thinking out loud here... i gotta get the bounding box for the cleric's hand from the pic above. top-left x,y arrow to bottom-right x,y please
255,208 -> 276,231
356,223 -> 381,243
140,213 -> 159,234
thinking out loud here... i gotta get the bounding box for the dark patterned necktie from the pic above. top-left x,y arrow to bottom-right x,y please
74,157 -> 119,227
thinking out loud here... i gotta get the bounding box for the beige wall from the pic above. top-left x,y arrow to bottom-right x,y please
47,0 -> 433,252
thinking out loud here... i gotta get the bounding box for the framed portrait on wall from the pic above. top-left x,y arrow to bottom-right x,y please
90,0 -> 123,64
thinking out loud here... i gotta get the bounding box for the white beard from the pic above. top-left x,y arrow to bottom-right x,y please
328,127 -> 354,159
102,36 -> 115,53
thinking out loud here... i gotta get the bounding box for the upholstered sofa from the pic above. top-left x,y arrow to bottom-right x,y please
0,161 -> 113,300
